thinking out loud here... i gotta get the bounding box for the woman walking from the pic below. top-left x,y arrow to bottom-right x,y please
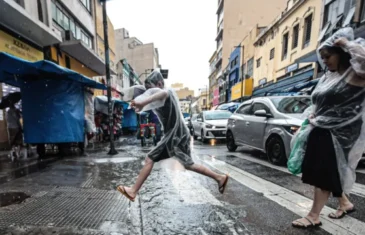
292,28 -> 365,228
117,71 -> 229,202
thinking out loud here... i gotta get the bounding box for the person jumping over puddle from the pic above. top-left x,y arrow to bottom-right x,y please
117,70 -> 229,202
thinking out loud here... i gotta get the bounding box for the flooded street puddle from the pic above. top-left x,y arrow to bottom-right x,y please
0,192 -> 29,207
94,157 -> 137,164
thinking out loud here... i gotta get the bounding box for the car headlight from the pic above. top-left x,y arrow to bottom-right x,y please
205,124 -> 213,129
284,125 -> 300,135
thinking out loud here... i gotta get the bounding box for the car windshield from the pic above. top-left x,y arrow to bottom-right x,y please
204,111 -> 232,120
269,97 -> 311,114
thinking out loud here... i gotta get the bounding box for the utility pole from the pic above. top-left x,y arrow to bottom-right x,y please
101,0 -> 117,155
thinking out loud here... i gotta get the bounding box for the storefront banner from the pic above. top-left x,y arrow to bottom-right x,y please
213,88 -> 220,106
0,30 -> 43,61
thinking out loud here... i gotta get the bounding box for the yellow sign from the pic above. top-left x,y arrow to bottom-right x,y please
0,30 -> 43,61
231,78 -> 254,101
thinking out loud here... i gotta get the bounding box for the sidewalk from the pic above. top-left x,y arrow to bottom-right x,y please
0,145 -> 144,235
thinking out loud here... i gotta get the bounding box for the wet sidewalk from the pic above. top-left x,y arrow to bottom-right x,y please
0,145 -> 144,235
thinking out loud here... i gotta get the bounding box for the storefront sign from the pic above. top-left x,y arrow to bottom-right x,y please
286,63 -> 298,74
259,78 -> 267,85
231,78 -> 254,101
0,30 -> 43,61
213,88 -> 220,106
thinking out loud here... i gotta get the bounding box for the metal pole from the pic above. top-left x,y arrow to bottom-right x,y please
102,1 -> 117,155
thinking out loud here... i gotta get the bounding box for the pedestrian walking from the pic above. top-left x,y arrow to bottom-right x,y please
117,71 -> 229,202
291,28 -> 365,229
6,101 -> 23,159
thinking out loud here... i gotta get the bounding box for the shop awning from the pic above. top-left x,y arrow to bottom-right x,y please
60,40 -> 116,76
0,52 -> 106,90
0,0 -> 62,46
295,50 -> 318,63
252,69 -> 314,97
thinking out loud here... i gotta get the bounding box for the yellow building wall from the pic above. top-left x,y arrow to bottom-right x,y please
231,78 -> 254,101
274,0 -> 322,78
51,47 -> 99,78
94,0 -> 116,70
253,27 -> 279,87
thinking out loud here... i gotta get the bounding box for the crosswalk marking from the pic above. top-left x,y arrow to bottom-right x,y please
198,155 -> 365,235
229,153 -> 365,198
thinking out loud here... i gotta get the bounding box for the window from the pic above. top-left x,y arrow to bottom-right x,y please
80,0 -> 91,12
252,103 -> 270,114
292,24 -> 299,49
282,32 -> 289,60
65,56 -> 71,69
270,48 -> 275,60
303,14 -> 313,48
256,58 -> 261,68
237,104 -> 252,115
51,2 -> 93,49
230,56 -> 238,69
241,63 -> 246,79
37,0 -> 43,22
247,58 -> 254,77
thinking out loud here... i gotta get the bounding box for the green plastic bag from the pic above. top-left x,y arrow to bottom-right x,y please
287,119 -> 312,175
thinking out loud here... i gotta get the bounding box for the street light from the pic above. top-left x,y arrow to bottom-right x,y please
100,0 -> 117,155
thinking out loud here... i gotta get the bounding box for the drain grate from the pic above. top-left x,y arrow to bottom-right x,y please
0,187 -> 129,230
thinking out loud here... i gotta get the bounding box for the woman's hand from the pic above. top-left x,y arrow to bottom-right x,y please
131,100 -> 146,112
334,37 -> 349,48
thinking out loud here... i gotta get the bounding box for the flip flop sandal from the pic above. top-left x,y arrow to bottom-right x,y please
117,186 -> 135,202
219,174 -> 229,194
328,207 -> 356,219
292,217 -> 322,229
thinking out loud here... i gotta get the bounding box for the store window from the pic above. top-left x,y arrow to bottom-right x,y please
303,14 -> 313,48
292,24 -> 299,49
282,32 -> 289,60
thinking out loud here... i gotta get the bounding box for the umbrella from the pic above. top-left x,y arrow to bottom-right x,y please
121,85 -> 146,102
0,92 -> 21,109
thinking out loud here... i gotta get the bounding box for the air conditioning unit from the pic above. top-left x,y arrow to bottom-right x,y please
65,30 -> 75,41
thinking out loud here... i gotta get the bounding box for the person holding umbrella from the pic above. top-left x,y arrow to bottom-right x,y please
6,101 -> 23,159
117,70 -> 229,202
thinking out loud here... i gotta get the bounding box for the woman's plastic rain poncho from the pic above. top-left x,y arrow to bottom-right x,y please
133,71 -> 194,166
288,28 -> 365,194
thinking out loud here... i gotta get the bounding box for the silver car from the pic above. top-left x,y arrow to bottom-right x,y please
192,110 -> 232,143
226,96 -> 311,165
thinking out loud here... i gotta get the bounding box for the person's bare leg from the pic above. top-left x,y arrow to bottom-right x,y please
185,164 -> 227,188
293,187 -> 330,226
123,156 -> 155,198
330,193 -> 354,217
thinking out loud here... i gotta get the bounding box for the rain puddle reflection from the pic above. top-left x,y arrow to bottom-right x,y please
94,157 -> 137,164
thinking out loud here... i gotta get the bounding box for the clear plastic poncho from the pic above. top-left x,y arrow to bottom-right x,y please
133,71 -> 193,166
288,28 -> 365,194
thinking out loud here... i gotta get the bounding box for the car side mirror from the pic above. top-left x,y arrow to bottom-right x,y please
254,109 -> 272,118
197,118 -> 203,122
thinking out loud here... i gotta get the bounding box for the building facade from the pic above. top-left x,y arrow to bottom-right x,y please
115,28 -> 160,83
0,0 -> 117,148
252,0 -> 322,97
210,0 -> 288,98
171,83 -> 195,100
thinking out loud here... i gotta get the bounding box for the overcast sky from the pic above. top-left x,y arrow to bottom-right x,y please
107,0 -> 217,96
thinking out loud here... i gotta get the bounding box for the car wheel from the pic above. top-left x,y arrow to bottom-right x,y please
201,130 -> 207,143
266,136 -> 286,166
226,131 -> 237,152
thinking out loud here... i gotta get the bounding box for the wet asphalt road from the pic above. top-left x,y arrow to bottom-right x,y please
0,138 -> 364,234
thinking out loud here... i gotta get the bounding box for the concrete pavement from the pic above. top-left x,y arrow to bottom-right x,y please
0,140 -> 364,234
